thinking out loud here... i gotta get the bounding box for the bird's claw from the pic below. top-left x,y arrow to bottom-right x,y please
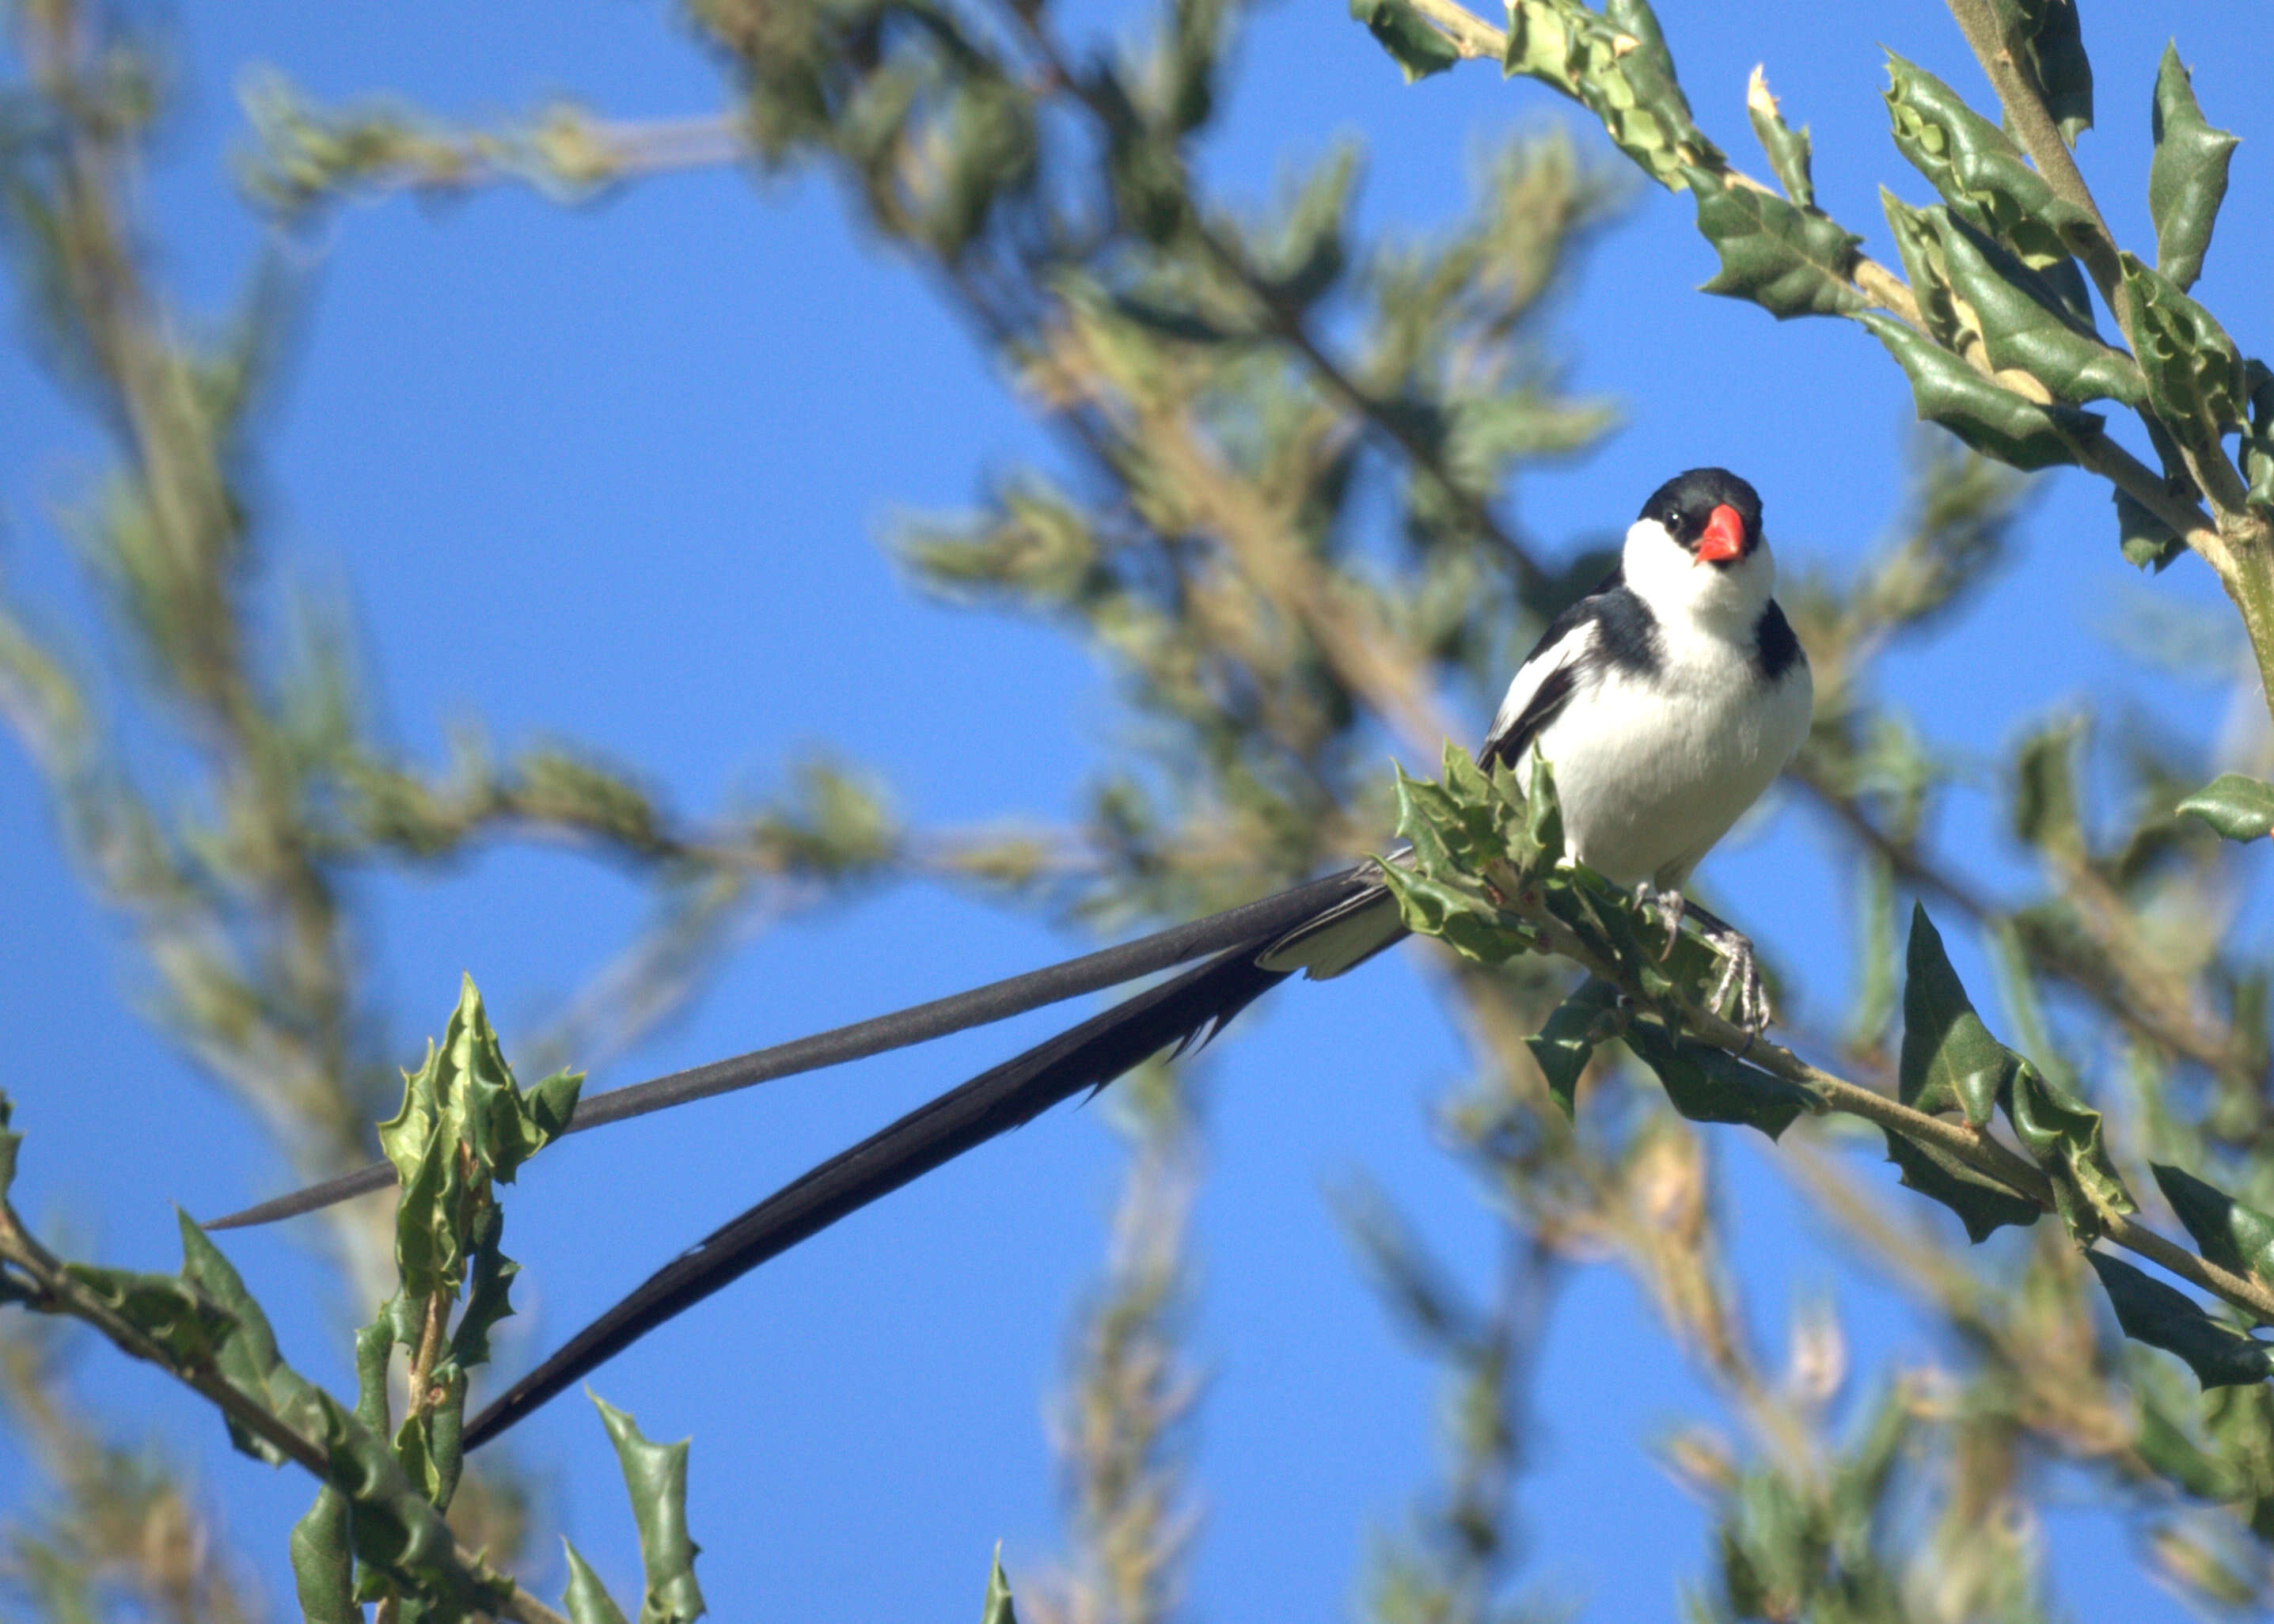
1701,922 -> 1771,1044
1630,885 -> 1771,1043
1636,882 -> 1685,957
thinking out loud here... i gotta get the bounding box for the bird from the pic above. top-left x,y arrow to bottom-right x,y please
209,466 -> 1813,1448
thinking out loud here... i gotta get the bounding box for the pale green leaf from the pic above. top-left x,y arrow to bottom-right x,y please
591,1394 -> 707,1624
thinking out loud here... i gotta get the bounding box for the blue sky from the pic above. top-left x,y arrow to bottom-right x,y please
4,2 -> 2271,1618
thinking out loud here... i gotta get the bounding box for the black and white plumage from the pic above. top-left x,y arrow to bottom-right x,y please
1258,468 -> 1812,992
1480,467 -> 1809,893
213,468 -> 1813,1449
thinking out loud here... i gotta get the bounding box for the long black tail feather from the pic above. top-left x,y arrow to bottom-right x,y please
203,868 -> 1376,1231
461,942 -> 1293,1449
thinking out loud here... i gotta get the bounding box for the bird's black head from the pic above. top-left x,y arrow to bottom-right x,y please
1638,468 -> 1763,567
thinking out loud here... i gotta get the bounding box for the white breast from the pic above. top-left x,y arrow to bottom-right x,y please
1525,620 -> 1813,890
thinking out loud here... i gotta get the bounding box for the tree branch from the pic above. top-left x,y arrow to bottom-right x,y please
1510,890 -> 2274,1329
0,1208 -> 569,1624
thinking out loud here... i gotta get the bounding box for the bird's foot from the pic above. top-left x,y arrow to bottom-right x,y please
1629,887 -> 1772,1042
1699,919 -> 1772,1043
1636,882 -> 1685,957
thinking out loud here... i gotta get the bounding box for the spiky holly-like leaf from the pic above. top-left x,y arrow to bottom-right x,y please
563,1543 -> 632,1624
2153,1163 -> 2274,1295
1881,1129 -> 2041,1243
1686,166 -> 1862,320
982,1546 -> 1021,1624
1883,53 -> 2094,270
1994,0 -> 2091,144
1622,1019 -> 1819,1141
1858,313 -> 2101,472
2121,252 -> 2249,457
2087,1252 -> 2274,1390
1897,905 -> 2011,1126
1936,218 -> 2143,404
1349,0 -> 1457,83
592,1394 -> 707,1624
1744,66 -> 1813,207
1525,977 -> 1625,1117
2147,44 -> 2237,290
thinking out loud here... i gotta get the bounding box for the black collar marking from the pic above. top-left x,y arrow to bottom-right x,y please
1482,565 -> 1661,768
1752,601 -> 1802,682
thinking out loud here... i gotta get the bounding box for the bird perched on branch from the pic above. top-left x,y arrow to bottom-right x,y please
209,466 -> 1813,1448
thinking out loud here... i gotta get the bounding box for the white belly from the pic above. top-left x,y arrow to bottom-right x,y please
1528,655 -> 1812,889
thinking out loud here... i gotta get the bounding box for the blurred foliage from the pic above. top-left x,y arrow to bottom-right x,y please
1027,1064 -> 1200,1624
6,0 -> 2274,1619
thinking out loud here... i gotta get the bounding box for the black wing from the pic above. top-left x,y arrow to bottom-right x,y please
1482,565 -> 1659,769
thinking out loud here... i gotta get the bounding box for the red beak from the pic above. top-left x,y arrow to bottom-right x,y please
1696,503 -> 1746,563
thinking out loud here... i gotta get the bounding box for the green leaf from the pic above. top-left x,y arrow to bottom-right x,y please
63,1262 -> 235,1370
381,974 -> 580,1307
317,1379 -> 498,1606
1686,166 -> 1862,320
1995,0 -> 2091,145
563,1542 -> 633,1624
1936,218 -> 2143,404
2148,44 -> 2237,290
1880,1128 -> 2040,1242
1348,0 -> 1458,83
175,1214 -> 290,1464
1599,0 -> 1724,181
2086,1251 -> 2274,1390
2133,1394 -> 2246,1501
1882,53 -> 2095,270
2009,716 -> 2084,859
1501,0 -> 1721,190
1857,313 -> 2101,472
393,1367 -> 468,1513
1878,193 -> 1970,355
1620,1020 -> 1820,1141
290,1491 -> 357,1624
449,1201 -> 519,1372
1896,904 -> 2013,1125
1524,977 -> 1625,1117
1518,748 -> 1565,872
982,1545 -> 1020,1624
2114,488 -> 2185,573
2004,1059 -> 2135,1239
2243,363 -> 2274,511
2154,1163 -> 2274,1290
2177,773 -> 2274,841
592,1394 -> 707,1624
1744,66 -> 1813,207
0,1092 -> 18,1203
2120,251 -> 2249,443
1375,863 -> 1532,966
